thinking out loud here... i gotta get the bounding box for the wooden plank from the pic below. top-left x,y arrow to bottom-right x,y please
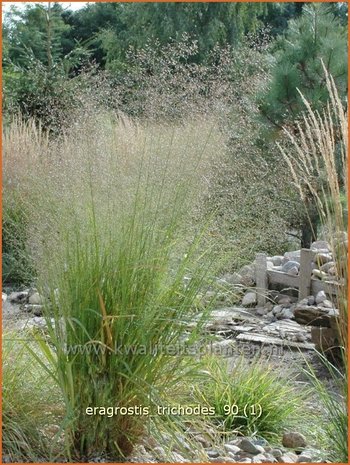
267,270 -> 299,288
299,248 -> 314,299
255,253 -> 267,306
236,332 -> 315,350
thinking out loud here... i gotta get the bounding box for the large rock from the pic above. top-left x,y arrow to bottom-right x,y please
224,444 -> 241,455
314,252 -> 333,265
280,452 -> 298,463
242,292 -> 257,307
282,432 -> 307,449
282,261 -> 300,274
311,327 -> 338,352
283,250 -> 301,264
239,264 -> 256,287
279,308 -> 294,320
271,256 -> 283,266
9,291 -> 29,304
220,273 -> 242,285
320,261 -> 335,272
315,290 -> 327,304
238,439 -> 263,455
311,240 -> 330,252
312,269 -> 328,280
294,305 -> 335,327
28,292 -> 44,305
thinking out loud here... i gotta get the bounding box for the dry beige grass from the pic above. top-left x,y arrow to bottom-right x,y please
3,112 -> 227,278
278,63 -> 348,349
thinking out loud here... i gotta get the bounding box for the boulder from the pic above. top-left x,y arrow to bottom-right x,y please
294,305 -> 333,327
224,444 -> 241,455
280,452 -> 298,463
282,261 -> 300,273
297,454 -> 312,463
283,250 -> 301,264
288,266 -> 299,276
272,305 -> 283,316
318,299 -> 334,309
315,253 -> 333,265
315,290 -> 327,304
312,269 -> 328,280
279,308 -> 294,320
311,240 -> 330,252
238,439 -> 263,455
239,264 -> 256,287
271,256 -> 283,266
282,432 -> 307,449
221,273 -> 242,285
242,292 -> 257,307
311,327 -> 338,352
29,292 -> 44,305
9,291 -> 29,304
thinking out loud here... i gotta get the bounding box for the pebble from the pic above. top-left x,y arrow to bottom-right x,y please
2,292 -> 7,303
29,292 -> 44,305
282,432 -> 307,449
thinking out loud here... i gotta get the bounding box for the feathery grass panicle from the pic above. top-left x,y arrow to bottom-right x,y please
5,112 -> 227,460
277,63 -> 348,462
277,62 -> 348,351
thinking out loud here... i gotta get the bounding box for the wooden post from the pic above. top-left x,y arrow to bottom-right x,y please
299,248 -> 314,299
256,253 -> 267,306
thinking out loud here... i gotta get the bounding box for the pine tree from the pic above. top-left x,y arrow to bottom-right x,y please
259,3 -> 347,129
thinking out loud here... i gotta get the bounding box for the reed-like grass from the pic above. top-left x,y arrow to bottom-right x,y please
278,63 -> 348,462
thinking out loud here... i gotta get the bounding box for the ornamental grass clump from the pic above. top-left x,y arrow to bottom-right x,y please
278,63 -> 348,462
2,334 -> 62,461
193,356 -> 308,441
26,114 -> 226,460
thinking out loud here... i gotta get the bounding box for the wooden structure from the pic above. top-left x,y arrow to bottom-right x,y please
255,249 -> 341,306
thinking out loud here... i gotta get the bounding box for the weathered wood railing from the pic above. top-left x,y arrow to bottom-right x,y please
255,249 -> 341,306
